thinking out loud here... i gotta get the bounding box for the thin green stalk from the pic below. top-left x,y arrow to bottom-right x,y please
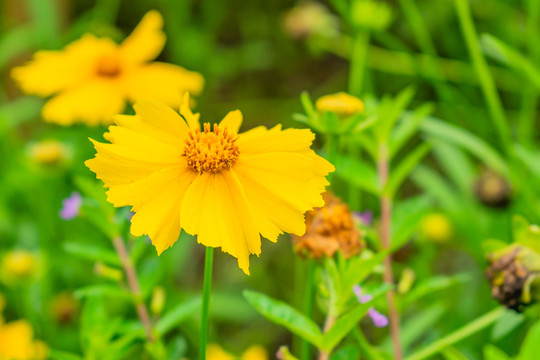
454,0 -> 512,155
404,307 -> 505,360
348,142 -> 361,210
200,247 -> 214,360
349,31 -> 370,97
300,260 -> 316,360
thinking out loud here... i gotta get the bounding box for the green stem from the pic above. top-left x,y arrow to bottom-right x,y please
404,307 -> 505,360
454,0 -> 512,155
300,260 -> 316,360
200,247 -> 214,360
348,31 -> 370,97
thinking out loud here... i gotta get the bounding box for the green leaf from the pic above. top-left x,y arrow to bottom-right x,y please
518,319 -> 540,360
63,242 -> 121,267
74,285 -> 131,300
491,310 -> 523,341
420,118 -> 509,178
321,284 -> 391,352
243,290 -> 323,347
300,91 -> 316,118
329,345 -> 360,360
341,250 -> 390,305
441,347 -> 468,360
376,86 -> 416,142
481,34 -> 540,90
333,154 -> 380,195
392,195 -> 431,249
483,344 -> 511,360
431,140 -> 475,194
384,142 -> 432,197
402,274 -> 470,308
48,349 -> 85,360
410,165 -> 461,212
389,104 -> 433,158
155,297 -> 201,336
515,145 -> 540,180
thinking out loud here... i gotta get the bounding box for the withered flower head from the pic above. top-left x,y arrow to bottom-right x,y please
293,193 -> 364,259
475,169 -> 511,208
486,244 -> 540,311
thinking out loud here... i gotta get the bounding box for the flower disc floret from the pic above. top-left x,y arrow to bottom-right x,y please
184,123 -> 239,174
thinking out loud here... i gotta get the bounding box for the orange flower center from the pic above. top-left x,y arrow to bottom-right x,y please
96,55 -> 121,78
184,123 -> 239,173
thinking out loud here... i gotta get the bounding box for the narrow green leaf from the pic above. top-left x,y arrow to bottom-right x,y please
483,345 -> 511,360
301,91 -> 316,118
515,144 -> 540,180
155,297 -> 201,336
432,140 -> 475,194
390,104 -> 433,158
491,309 -> 523,341
74,285 -> 131,300
421,118 -> 509,178
63,242 -> 121,266
441,347 -> 468,360
384,142 -> 432,197
333,154 -> 380,195
402,274 -> 470,308
243,290 -> 323,347
341,250 -> 390,304
518,319 -> 540,359
321,284 -> 391,352
48,350 -> 85,360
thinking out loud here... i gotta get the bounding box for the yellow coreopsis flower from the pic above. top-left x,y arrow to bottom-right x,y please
11,11 -> 204,126
86,93 -> 334,274
207,344 -> 268,360
316,92 -> 364,117
0,320 -> 48,360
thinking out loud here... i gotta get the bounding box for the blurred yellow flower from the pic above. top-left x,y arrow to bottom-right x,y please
28,140 -> 67,165
207,344 -> 268,360
419,213 -> 453,243
86,93 -> 333,274
315,92 -> 364,117
0,320 -> 48,360
2,250 -> 37,278
11,10 -> 204,126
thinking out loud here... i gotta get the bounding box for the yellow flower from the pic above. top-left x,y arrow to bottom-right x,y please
0,320 -> 48,360
86,93 -> 334,274
28,140 -> 67,165
419,213 -> 453,243
2,250 -> 37,278
315,92 -> 364,117
207,344 -> 268,360
11,11 -> 204,126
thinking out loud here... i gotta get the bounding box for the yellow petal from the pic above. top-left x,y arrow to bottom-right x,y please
42,81 -> 125,126
179,92 -> 201,130
180,173 -> 251,274
128,165 -> 196,254
124,62 -> 204,108
219,110 -> 243,134
133,99 -> 191,140
112,114 -> 186,148
119,10 -> 166,65
234,152 -> 330,237
237,125 -> 315,154
11,34 -> 116,97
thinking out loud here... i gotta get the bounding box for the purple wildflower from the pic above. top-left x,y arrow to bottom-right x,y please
353,285 -> 388,328
353,211 -> 373,226
59,191 -> 82,220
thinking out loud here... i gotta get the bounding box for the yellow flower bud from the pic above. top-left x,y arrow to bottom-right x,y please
28,140 -> 67,165
419,213 -> 453,243
315,92 -> 364,117
150,286 -> 166,316
242,345 -> 268,360
398,268 -> 416,294
2,250 -> 37,278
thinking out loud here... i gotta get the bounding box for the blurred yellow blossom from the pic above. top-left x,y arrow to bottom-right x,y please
282,1 -> 339,39
28,140 -> 68,165
86,93 -> 333,274
11,10 -> 204,126
316,92 -> 364,117
0,320 -> 48,360
207,344 -> 268,360
1,250 -> 38,279
419,213 -> 453,243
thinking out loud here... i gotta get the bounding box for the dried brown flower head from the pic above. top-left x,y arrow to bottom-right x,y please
293,193 -> 364,259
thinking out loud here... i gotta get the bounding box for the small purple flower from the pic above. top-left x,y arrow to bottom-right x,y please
59,191 -> 82,220
353,285 -> 388,328
353,211 -> 373,226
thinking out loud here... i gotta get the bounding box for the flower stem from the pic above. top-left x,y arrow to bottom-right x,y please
348,31 -> 370,97
200,247 -> 214,360
377,144 -> 402,360
300,259 -> 316,360
112,236 -> 154,342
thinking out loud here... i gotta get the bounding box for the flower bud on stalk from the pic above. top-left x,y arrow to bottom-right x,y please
486,244 -> 540,311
